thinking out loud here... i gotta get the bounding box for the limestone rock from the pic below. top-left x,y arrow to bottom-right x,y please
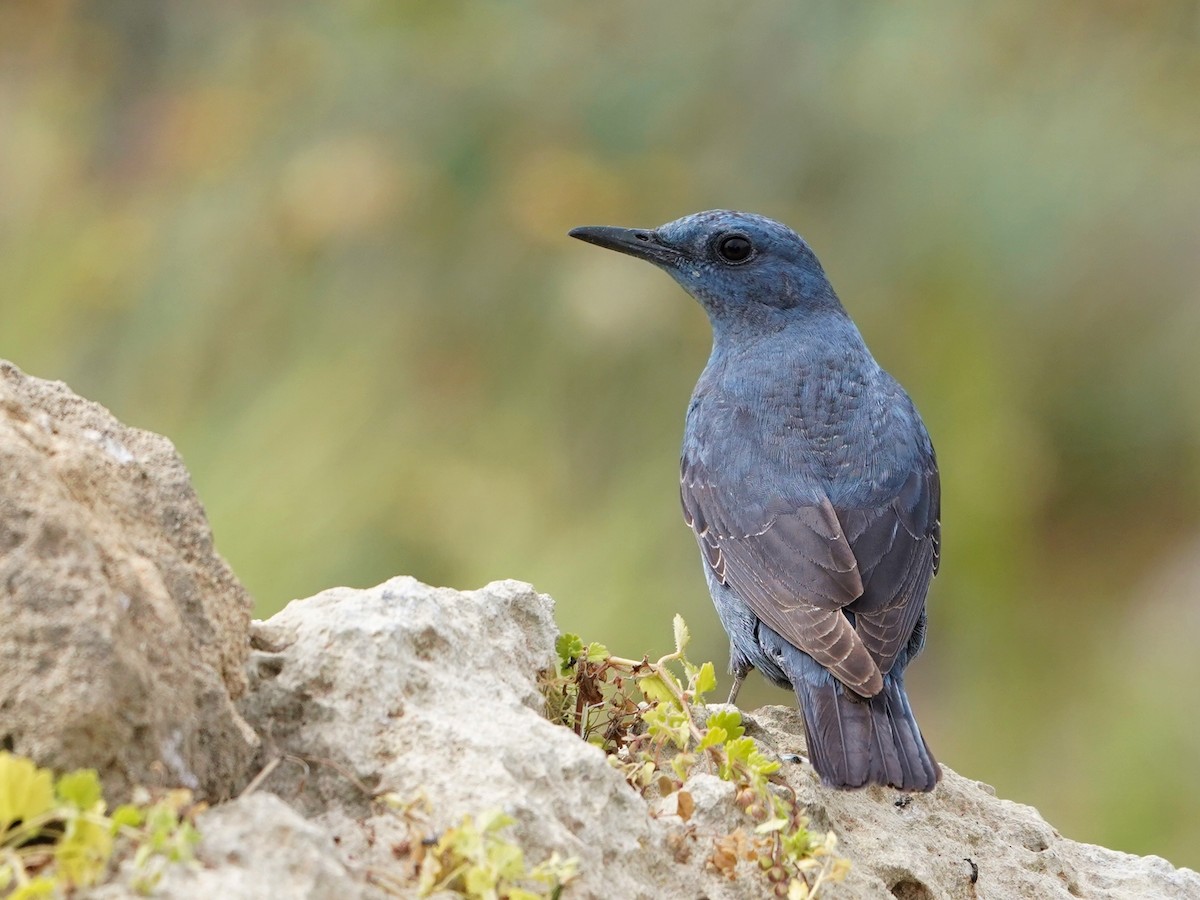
748,705 -> 1200,899
0,361 -> 257,800
237,576 -> 1200,900
239,577 -> 711,900
162,793 -> 365,900
86,793 -> 365,900
5,362 -> 1196,898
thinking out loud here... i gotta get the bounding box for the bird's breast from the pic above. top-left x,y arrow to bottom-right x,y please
687,358 -> 918,502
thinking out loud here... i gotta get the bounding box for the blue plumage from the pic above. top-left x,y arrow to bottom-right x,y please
570,211 -> 941,791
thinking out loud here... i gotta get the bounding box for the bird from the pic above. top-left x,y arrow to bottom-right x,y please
568,210 -> 941,792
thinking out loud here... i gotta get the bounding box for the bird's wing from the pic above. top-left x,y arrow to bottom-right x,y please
680,455 -> 884,697
838,461 -> 940,675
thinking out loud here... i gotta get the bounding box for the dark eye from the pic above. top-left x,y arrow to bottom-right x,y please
716,233 -> 753,264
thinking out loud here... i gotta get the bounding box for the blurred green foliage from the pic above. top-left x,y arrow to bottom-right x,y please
2,0 -> 1198,870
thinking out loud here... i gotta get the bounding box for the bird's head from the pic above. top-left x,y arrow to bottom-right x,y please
569,210 -> 844,331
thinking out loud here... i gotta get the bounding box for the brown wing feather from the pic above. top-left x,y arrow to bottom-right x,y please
681,460 -> 883,697
839,466 -> 940,674
682,453 -> 939,695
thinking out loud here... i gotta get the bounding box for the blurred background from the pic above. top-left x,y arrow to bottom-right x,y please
2,0 -> 1198,868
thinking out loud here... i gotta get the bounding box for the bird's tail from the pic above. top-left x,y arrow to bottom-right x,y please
780,647 -> 940,792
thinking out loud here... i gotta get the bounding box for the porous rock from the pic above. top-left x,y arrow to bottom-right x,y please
235,576 -> 1200,899
749,705 -> 1200,899
86,793 -> 363,900
238,577 -> 711,900
7,363 -> 1197,898
0,361 -> 257,800
162,793 -> 363,900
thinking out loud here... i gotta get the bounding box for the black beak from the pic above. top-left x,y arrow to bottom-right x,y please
568,225 -> 681,265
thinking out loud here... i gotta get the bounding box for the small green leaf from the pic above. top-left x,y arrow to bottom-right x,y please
555,633 -> 584,669
530,851 -> 578,886
490,838 -> 525,880
56,768 -> 105,813
726,736 -> 754,763
670,753 -> 695,781
706,709 -> 745,741
56,815 -> 114,887
463,865 -> 498,895
750,751 -> 781,777
643,704 -> 690,749
9,877 -> 58,900
417,806 -> 576,899
697,726 -> 727,751
672,615 -> 691,654
583,642 -> 609,663
0,752 -> 56,833
755,816 -> 790,834
111,804 -> 145,830
782,825 -> 816,858
477,809 -> 515,835
376,791 -> 406,810
721,735 -> 765,781
637,674 -> 676,707
694,661 -> 717,697
167,821 -> 201,861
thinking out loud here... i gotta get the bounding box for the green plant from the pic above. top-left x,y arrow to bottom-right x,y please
403,805 -> 576,900
543,616 -> 849,899
370,794 -> 576,900
0,752 -> 200,898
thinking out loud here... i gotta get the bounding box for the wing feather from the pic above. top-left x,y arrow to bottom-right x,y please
682,458 -> 882,696
681,453 -> 939,693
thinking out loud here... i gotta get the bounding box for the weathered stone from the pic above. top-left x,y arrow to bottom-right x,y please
237,576 -> 1200,899
239,577 -> 710,900
0,361 -> 257,800
5,363 -> 1196,898
86,793 -> 368,900
751,704 -> 1200,899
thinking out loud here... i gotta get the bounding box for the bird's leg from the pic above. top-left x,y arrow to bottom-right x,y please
727,653 -> 753,705
726,673 -> 746,705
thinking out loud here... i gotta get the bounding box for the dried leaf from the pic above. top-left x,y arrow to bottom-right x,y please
677,790 -> 695,822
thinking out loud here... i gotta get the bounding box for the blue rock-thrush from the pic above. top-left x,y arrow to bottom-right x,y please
569,211 -> 941,791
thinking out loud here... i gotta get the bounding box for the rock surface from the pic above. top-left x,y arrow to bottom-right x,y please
86,793 -> 360,900
164,793 -> 362,900
6,362 -> 1197,899
238,577 -> 706,900
749,705 -> 1200,899
0,361 -> 257,800
223,576 -> 1193,900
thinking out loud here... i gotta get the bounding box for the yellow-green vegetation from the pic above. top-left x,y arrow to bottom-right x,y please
544,617 -> 848,899
0,753 -> 199,898
416,810 -> 577,900
372,796 -> 577,900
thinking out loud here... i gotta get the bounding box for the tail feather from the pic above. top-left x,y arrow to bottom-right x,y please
782,648 -> 939,792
